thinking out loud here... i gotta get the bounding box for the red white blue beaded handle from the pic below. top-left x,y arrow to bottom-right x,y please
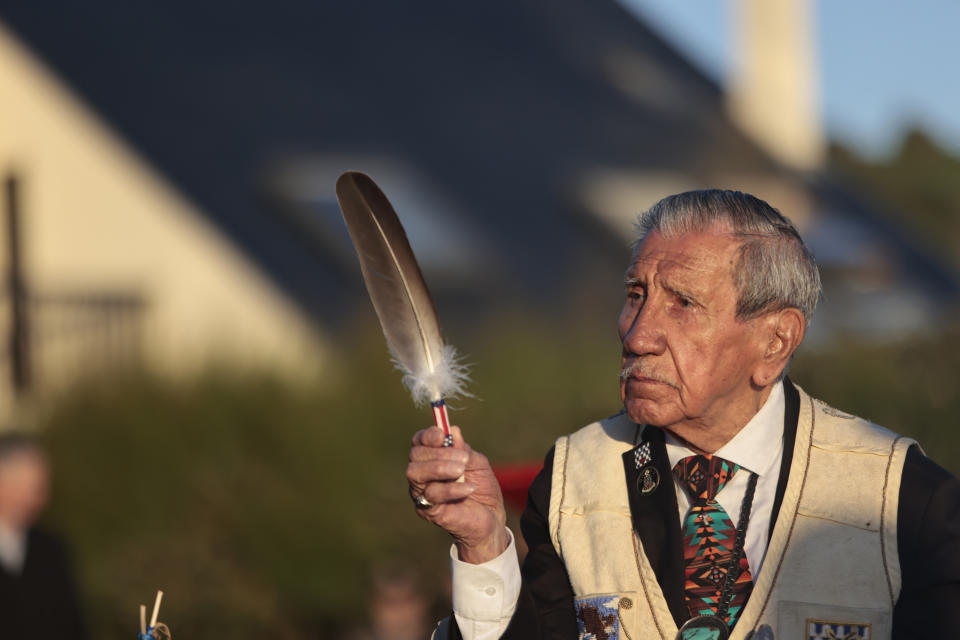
432,400 -> 454,447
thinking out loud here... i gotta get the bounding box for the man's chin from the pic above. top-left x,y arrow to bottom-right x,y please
623,397 -> 679,428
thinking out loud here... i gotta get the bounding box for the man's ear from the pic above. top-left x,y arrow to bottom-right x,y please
752,307 -> 806,388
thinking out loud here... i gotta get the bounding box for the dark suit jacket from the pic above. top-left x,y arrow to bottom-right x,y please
0,527 -> 87,640
448,379 -> 960,639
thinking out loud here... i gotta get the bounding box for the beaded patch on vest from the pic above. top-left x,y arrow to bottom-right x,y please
575,595 -> 621,640
750,624 -> 775,640
806,620 -> 870,639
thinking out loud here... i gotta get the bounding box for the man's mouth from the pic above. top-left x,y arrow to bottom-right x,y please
620,360 -> 677,389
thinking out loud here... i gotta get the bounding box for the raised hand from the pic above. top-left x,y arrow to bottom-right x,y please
406,425 -> 510,564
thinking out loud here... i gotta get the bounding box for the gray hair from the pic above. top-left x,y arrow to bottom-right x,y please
635,189 -> 822,322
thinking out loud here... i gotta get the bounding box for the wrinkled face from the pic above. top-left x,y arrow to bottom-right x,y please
618,228 -> 766,434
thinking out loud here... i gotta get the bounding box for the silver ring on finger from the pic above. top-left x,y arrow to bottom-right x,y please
409,486 -> 434,509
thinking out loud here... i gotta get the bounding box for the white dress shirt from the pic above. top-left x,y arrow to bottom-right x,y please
450,383 -> 786,640
451,528 -> 521,640
0,524 -> 27,575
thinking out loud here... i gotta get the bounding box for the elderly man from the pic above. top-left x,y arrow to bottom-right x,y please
407,190 -> 960,640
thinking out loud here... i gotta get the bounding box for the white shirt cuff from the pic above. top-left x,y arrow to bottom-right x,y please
450,528 -> 521,639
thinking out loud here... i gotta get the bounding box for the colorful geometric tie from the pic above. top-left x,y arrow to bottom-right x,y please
673,455 -> 753,628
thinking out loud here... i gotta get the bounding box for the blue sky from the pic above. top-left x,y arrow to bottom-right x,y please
620,0 -> 960,159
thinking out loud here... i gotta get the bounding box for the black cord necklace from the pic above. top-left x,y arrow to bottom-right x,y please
675,471 -> 758,640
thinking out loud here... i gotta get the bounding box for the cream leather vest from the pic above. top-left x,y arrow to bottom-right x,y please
550,386 -> 915,640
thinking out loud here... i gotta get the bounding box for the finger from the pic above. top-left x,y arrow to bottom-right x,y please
414,426 -> 451,448
465,448 -> 490,472
412,428 -> 436,447
410,445 -> 469,465
406,459 -> 467,486
420,480 -> 476,506
414,424 -> 471,450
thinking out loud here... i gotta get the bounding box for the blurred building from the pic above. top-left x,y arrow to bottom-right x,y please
0,0 -> 956,414
0,21 -> 328,416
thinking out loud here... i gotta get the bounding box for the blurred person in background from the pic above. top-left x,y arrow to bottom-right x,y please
341,568 -> 429,640
0,433 -> 86,639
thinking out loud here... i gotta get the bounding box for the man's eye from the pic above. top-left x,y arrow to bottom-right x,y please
627,291 -> 644,302
677,295 -> 693,308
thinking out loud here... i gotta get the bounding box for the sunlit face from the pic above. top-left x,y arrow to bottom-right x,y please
618,227 -> 767,440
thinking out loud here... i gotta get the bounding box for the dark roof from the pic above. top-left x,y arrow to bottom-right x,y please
0,0 -> 779,324
2,0 -> 955,334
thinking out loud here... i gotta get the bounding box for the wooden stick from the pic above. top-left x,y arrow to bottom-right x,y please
149,590 -> 164,628
140,604 -> 147,635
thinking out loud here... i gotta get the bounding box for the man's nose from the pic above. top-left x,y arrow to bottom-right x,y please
620,303 -> 666,357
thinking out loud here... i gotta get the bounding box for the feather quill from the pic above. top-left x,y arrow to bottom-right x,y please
335,171 -> 469,407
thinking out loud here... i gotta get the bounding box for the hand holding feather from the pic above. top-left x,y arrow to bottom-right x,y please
406,424 -> 510,564
335,171 -> 470,446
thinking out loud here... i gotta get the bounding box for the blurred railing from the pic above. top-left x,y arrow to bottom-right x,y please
0,291 -> 147,396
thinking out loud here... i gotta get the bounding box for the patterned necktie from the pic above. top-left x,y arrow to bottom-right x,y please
673,454 -> 753,628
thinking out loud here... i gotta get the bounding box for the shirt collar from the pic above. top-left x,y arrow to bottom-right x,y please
663,381 -> 785,477
0,523 -> 27,575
